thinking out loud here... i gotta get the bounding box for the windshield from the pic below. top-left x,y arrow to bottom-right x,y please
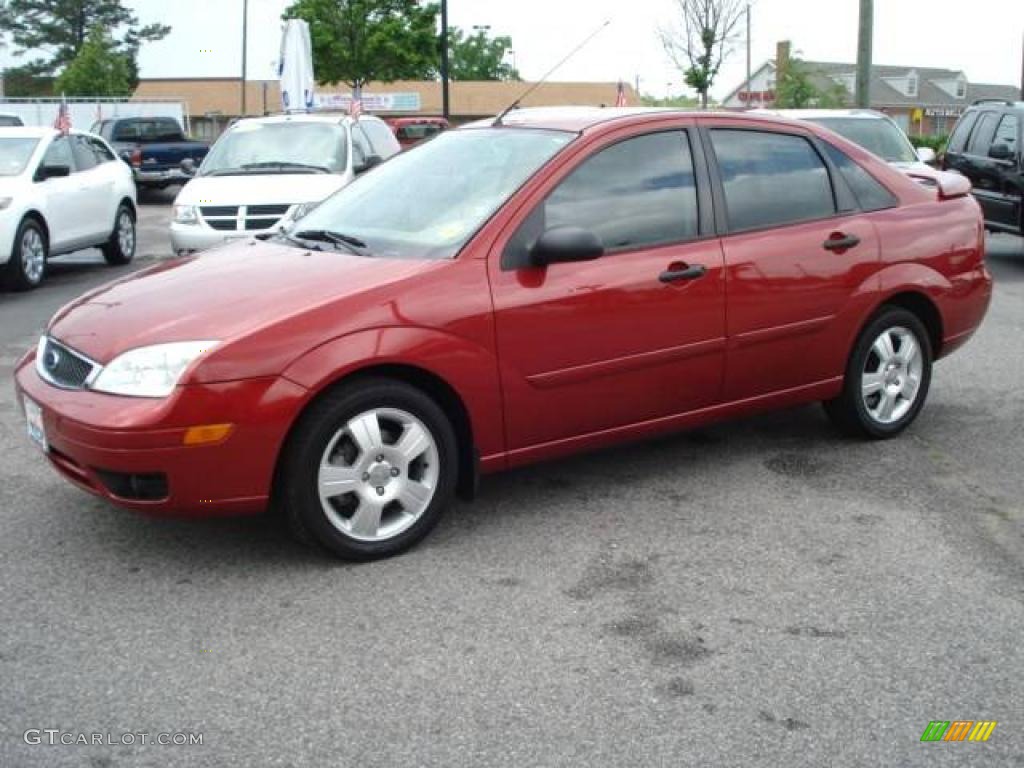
289,127 -> 574,260
200,121 -> 349,175
0,137 -> 39,176
809,117 -> 918,163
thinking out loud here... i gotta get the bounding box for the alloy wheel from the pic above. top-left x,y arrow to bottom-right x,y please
21,228 -> 45,285
118,211 -> 135,257
860,325 -> 923,425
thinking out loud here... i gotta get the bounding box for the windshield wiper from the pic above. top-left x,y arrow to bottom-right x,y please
291,229 -> 369,256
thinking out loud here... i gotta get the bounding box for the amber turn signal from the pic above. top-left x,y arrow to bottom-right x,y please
182,423 -> 234,446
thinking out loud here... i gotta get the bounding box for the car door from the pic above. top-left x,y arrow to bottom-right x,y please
704,124 -> 881,401
488,126 -> 726,451
984,114 -> 1022,230
956,111 -> 1001,223
69,135 -> 113,240
36,135 -> 83,250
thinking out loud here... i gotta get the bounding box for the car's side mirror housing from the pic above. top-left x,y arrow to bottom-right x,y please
354,154 -> 383,174
915,146 -> 936,165
180,157 -> 197,175
529,226 -> 604,267
988,143 -> 1014,161
35,164 -> 71,182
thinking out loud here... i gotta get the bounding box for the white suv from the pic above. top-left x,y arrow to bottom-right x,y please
170,113 -> 401,254
0,127 -> 137,291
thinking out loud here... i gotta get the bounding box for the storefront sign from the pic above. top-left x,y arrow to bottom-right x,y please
924,107 -> 963,118
315,92 -> 422,112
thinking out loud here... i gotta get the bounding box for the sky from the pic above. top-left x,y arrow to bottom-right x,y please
2,0 -> 1022,100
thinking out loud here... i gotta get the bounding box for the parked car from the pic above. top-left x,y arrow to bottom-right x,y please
91,116 -> 208,190
0,127 -> 137,291
15,108 -> 990,559
753,109 -> 936,170
942,100 -> 1022,235
169,113 -> 401,255
0,113 -> 25,127
386,116 -> 449,149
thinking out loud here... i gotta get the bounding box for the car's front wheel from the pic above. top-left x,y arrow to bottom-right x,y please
101,203 -> 136,266
824,306 -> 933,438
281,378 -> 458,560
4,217 -> 47,291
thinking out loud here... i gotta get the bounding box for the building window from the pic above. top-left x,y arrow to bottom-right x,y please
956,80 -> 966,99
906,74 -> 918,98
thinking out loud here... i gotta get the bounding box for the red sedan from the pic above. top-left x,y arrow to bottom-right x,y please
15,108 -> 991,560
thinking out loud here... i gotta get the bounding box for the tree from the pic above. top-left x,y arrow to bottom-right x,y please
283,0 -> 439,89
0,0 -> 170,86
659,0 -> 744,109
448,27 -> 519,81
775,58 -> 849,109
640,92 -> 701,108
55,27 -> 133,97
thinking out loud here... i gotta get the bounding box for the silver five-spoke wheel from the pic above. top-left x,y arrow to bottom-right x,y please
117,210 -> 135,257
21,227 -> 45,285
317,407 -> 439,542
861,326 -> 922,425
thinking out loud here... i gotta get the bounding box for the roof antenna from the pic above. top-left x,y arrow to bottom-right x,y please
493,19 -> 611,126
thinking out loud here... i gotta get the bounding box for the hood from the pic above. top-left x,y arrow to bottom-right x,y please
0,175 -> 28,195
48,240 -> 442,365
174,173 -> 348,206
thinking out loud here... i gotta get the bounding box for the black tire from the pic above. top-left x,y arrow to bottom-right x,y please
281,377 -> 458,560
824,306 -> 933,439
101,203 -> 136,266
4,217 -> 47,291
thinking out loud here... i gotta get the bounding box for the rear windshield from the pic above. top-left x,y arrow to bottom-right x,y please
0,115 -> 24,127
397,124 -> 445,141
112,118 -> 184,142
809,117 -> 917,163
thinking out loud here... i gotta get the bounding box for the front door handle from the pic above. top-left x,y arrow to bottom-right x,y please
659,264 -> 707,283
823,232 -> 861,252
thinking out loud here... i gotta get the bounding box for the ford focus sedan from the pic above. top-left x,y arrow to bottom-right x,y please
14,108 -> 992,560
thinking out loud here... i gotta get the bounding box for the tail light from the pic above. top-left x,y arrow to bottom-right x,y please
130,148 -> 142,168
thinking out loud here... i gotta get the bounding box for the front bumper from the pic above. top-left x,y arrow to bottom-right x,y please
14,350 -> 308,517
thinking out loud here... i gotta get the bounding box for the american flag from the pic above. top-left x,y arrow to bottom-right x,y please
349,84 -> 362,120
53,97 -> 71,135
615,81 -> 627,108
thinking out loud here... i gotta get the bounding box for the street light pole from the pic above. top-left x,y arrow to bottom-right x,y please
440,0 -> 450,120
241,0 -> 249,116
855,0 -> 873,109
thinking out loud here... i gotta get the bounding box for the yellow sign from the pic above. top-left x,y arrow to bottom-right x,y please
912,108 -> 924,123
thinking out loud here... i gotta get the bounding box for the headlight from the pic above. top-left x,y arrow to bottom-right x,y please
92,341 -> 218,398
173,204 -> 199,225
0,197 -> 12,210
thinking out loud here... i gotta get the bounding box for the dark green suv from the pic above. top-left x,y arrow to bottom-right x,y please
942,100 -> 1023,235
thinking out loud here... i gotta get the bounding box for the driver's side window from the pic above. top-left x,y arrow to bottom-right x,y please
41,137 -> 75,173
502,130 -> 699,269
351,125 -> 372,167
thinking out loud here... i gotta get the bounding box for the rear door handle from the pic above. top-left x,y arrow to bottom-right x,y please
659,264 -> 707,283
823,233 -> 861,251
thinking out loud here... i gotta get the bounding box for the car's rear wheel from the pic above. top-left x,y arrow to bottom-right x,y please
281,378 -> 458,560
824,307 -> 932,438
4,217 -> 47,291
101,204 -> 136,266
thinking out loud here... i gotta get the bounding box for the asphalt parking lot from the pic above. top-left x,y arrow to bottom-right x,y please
1,196 -> 1023,765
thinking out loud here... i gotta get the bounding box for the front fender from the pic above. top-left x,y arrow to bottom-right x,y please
281,326 -> 506,463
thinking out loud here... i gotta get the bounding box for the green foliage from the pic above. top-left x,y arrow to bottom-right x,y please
1,66 -> 56,97
283,0 -> 440,88
640,93 -> 701,108
55,27 -> 133,97
0,0 -> 170,87
660,0 -> 745,108
448,27 -> 519,81
909,134 -> 948,152
775,58 -> 849,109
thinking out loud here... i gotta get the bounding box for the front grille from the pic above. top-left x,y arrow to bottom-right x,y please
37,337 -> 99,390
199,204 -> 291,233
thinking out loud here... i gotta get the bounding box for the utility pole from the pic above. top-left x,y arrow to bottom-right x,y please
440,0 -> 450,120
1020,29 -> 1023,100
241,0 -> 249,116
745,3 -> 751,100
855,0 -> 873,108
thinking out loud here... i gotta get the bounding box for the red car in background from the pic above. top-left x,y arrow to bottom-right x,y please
386,116 -> 449,149
15,108 -> 991,561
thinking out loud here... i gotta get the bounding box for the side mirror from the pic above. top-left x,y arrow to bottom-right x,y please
35,164 -> 71,181
529,226 -> 604,267
354,154 -> 383,174
180,157 -> 196,175
915,146 -> 936,165
989,143 -> 1013,161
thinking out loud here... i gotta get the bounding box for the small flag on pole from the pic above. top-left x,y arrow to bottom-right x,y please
53,95 -> 71,135
350,83 -> 362,119
615,81 -> 628,108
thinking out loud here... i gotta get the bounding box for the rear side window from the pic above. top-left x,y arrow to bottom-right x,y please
992,115 -> 1018,153
710,129 -> 835,231
946,111 -> 978,153
87,137 -> 116,163
821,142 -> 897,212
967,113 -> 998,156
